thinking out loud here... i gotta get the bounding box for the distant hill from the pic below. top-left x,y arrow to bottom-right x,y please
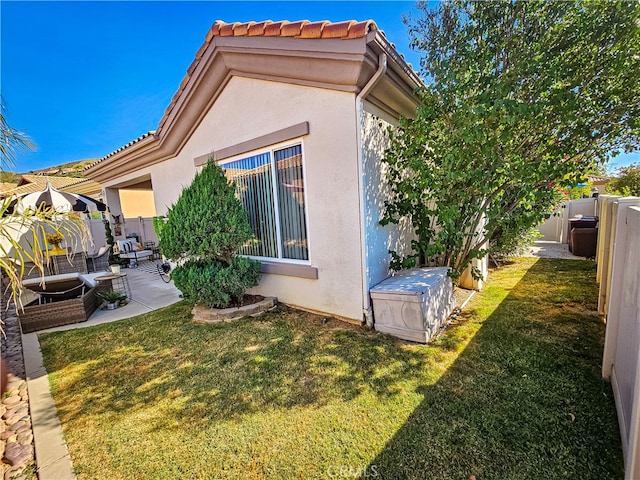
1,159 -> 98,189
21,159 -> 98,177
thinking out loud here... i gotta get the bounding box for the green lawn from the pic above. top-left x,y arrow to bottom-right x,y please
40,258 -> 623,479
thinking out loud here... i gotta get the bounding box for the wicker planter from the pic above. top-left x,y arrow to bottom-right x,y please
18,287 -> 100,333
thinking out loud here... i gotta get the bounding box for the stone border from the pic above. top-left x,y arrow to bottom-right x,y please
1,300 -> 36,480
192,297 -> 277,324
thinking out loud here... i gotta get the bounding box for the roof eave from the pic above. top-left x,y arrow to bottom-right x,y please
84,134 -> 160,184
88,23 -> 424,183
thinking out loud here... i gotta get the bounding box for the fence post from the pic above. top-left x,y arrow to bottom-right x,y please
597,196 -> 621,312
601,205 -> 640,479
602,198 -> 640,379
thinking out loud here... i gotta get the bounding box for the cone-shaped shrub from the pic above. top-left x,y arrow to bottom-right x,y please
159,160 -> 261,307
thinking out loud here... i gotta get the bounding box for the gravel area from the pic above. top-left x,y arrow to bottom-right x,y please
1,299 -> 35,480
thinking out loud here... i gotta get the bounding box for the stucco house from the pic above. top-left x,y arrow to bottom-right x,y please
85,19 -> 422,324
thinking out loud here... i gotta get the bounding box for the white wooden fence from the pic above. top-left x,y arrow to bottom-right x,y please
537,197 -> 597,243
120,217 -> 159,246
599,196 -> 640,480
83,217 -> 159,254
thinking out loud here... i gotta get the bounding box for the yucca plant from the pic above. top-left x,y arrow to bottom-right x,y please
0,197 -> 88,309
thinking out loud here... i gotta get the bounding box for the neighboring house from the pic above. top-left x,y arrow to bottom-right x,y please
85,19 -> 422,323
0,183 -> 17,195
0,174 -> 102,200
587,174 -> 610,194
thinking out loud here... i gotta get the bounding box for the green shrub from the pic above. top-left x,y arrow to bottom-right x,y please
159,161 -> 254,264
97,290 -> 127,304
152,216 -> 166,243
159,160 -> 261,307
490,224 -> 542,259
171,257 -> 261,308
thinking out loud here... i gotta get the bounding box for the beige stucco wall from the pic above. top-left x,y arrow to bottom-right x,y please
147,77 -> 365,321
119,189 -> 156,218
361,104 -> 415,291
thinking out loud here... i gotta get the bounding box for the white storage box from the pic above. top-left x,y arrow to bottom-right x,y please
370,267 -> 455,343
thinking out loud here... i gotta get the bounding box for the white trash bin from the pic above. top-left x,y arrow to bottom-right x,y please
370,267 -> 455,343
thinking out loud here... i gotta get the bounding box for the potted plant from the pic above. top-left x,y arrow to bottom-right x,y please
97,290 -> 127,310
45,231 -> 66,255
103,220 -> 127,273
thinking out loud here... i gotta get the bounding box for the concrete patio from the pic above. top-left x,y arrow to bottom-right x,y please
522,240 -> 588,260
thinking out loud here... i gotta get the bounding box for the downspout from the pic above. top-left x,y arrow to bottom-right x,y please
355,53 -> 387,328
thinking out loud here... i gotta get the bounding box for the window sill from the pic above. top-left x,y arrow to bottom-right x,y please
260,260 -> 318,279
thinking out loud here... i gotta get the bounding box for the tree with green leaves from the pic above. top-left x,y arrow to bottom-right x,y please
159,160 -> 261,308
607,162 -> 640,196
382,0 -> 640,280
0,98 -> 35,167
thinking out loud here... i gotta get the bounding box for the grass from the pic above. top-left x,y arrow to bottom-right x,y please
39,257 -> 623,479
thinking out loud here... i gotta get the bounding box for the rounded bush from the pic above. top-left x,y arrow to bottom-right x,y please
171,257 -> 261,308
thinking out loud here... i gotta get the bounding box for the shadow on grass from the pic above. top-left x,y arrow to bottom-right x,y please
367,259 -> 623,479
38,258 -> 623,479
40,300 -> 436,424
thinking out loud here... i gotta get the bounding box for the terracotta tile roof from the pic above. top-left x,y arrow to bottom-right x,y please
587,174 -> 610,183
209,19 -> 376,39
0,182 -> 17,194
90,131 -> 157,165
157,19 -> 378,134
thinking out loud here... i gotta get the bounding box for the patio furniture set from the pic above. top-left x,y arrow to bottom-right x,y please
19,272 -> 102,333
7,183 -> 160,332
16,243 -> 138,333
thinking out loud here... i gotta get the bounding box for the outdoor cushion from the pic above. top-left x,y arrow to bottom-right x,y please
115,239 -> 152,261
22,273 -> 82,292
79,273 -> 102,288
95,245 -> 110,256
22,273 -> 89,302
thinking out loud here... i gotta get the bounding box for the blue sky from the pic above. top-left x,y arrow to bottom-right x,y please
2,1 -> 421,173
2,1 -> 638,175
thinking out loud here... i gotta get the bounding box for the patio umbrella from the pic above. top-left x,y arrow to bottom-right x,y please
8,182 -> 107,214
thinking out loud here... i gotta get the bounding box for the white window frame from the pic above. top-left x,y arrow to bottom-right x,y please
218,138 -> 311,265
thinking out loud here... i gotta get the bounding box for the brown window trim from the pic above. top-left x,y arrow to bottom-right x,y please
194,122 -> 309,167
260,260 -> 318,280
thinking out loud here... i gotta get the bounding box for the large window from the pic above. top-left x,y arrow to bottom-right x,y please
222,144 -> 308,261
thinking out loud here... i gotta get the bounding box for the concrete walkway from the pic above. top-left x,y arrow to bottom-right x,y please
22,264 -> 182,480
522,240 -> 588,260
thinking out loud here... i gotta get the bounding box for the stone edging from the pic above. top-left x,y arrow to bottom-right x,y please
192,297 -> 277,323
1,303 -> 35,480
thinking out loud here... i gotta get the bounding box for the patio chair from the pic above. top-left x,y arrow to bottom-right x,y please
86,245 -> 110,273
52,252 -> 88,275
19,273 -> 100,332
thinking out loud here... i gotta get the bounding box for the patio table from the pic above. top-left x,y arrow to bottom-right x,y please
94,272 -> 132,301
